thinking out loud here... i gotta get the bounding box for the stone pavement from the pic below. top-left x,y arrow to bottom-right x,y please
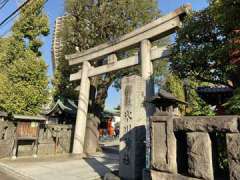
0,170 -> 18,180
0,151 -> 119,180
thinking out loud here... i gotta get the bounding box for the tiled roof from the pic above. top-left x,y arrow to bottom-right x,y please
150,89 -> 186,105
13,114 -> 46,121
197,86 -> 233,93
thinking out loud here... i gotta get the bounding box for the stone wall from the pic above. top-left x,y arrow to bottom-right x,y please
37,124 -> 73,155
0,121 -> 15,158
151,112 -> 240,180
0,121 -> 73,158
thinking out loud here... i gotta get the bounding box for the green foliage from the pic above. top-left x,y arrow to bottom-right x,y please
210,0 -> 240,114
55,0 -> 164,112
12,0 -> 49,56
153,59 -> 169,87
163,74 -> 215,116
164,74 -> 185,113
224,88 -> 240,114
170,8 -> 237,87
0,0 -> 49,115
170,1 -> 240,114
165,74 -> 185,102
63,0 -> 160,53
210,0 -> 240,33
186,80 -> 215,116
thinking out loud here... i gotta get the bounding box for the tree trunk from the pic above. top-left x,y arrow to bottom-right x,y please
84,72 -> 115,153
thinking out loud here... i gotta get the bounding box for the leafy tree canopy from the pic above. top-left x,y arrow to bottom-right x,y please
163,74 -> 215,116
210,0 -> 240,33
224,88 -> 240,114
12,0 -> 49,56
0,0 -> 49,115
170,8 -> 237,87
55,0 -> 168,117
170,1 -> 240,114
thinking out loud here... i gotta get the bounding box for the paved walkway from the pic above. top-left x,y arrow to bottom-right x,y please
0,151 -> 119,180
0,171 -> 18,180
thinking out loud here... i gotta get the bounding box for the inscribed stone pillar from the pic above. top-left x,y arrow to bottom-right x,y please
187,132 -> 214,180
72,61 -> 91,154
119,75 -> 149,180
226,133 -> 240,180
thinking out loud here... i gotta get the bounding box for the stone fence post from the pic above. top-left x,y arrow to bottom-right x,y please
151,115 -> 240,180
186,132 -> 214,180
151,112 -> 177,174
226,133 -> 240,180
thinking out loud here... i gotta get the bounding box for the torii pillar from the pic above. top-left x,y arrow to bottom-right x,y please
141,39 -> 155,169
72,61 -> 91,154
119,39 -> 155,179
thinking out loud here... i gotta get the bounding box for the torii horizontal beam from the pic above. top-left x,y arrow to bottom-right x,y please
65,4 -> 191,66
72,46 -> 169,91
70,46 -> 169,81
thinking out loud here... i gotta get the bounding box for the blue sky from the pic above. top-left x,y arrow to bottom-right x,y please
0,0 -> 208,110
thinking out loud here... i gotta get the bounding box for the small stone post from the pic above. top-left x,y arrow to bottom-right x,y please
151,112 -> 177,173
72,61 -> 91,154
187,132 -> 214,180
12,140 -> 17,159
226,133 -> 240,180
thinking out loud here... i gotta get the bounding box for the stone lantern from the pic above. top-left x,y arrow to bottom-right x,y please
150,89 -> 186,116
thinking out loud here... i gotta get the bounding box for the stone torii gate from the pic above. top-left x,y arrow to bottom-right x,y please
65,5 -> 191,155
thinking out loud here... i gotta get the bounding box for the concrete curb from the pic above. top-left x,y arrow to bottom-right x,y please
0,163 -> 33,180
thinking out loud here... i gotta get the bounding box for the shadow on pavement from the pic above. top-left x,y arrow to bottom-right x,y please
84,143 -> 120,179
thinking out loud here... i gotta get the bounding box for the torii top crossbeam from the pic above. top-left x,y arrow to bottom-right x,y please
65,5 -> 191,155
66,4 -> 191,66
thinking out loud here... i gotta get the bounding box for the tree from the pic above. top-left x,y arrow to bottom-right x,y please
12,0 -> 49,56
163,74 -> 214,116
170,0 -> 240,87
170,8 -> 238,88
210,0 -> 240,115
0,0 -> 49,115
210,0 -> 240,33
170,1 -> 240,114
186,80 -> 215,116
55,0 -> 167,119
224,88 -> 240,114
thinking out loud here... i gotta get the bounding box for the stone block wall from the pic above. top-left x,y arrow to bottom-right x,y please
226,134 -> 240,180
151,113 -> 240,180
0,121 -> 15,158
38,124 -> 73,155
0,121 -> 73,158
